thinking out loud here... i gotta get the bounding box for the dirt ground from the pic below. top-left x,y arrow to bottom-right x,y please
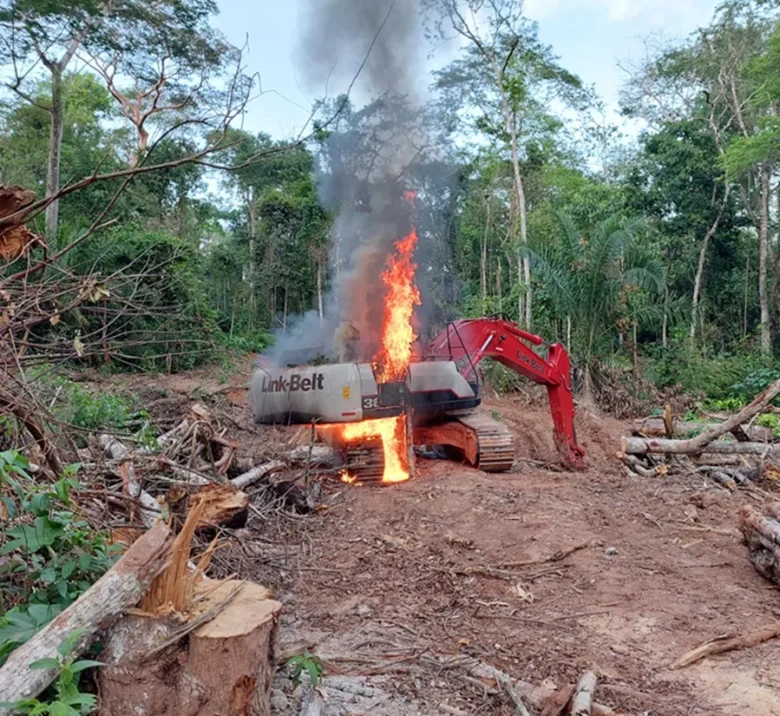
115,364 -> 780,716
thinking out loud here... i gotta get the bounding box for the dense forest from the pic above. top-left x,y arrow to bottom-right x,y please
2,0 -> 780,411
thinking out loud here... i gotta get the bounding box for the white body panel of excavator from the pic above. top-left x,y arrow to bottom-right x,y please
251,360 -> 479,425
251,362 -> 374,423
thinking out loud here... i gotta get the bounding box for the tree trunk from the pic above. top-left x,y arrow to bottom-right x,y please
744,252 -> 750,339
45,68 -> 64,243
247,194 -> 256,331
758,166 -> 772,358
691,186 -> 730,340
662,283 -> 669,348
316,260 -> 323,321
481,198 -> 490,311
0,522 -> 172,712
496,256 -> 502,313
283,285 -> 288,331
503,103 -> 530,328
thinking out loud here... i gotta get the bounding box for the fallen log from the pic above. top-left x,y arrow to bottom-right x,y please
621,437 -> 774,456
571,671 -> 597,715
0,522 -> 172,712
670,622 -> 780,669
740,504 -> 780,585
231,459 -> 287,489
633,417 -> 773,442
666,377 -> 780,453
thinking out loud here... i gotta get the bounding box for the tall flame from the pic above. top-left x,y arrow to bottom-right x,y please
373,227 -> 421,383
334,205 -> 420,484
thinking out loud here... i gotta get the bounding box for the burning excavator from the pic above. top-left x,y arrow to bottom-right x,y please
251,226 -> 585,482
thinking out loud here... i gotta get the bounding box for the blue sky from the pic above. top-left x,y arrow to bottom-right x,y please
212,0 -> 721,140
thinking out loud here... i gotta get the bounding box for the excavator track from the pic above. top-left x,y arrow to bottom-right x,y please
455,413 -> 515,472
343,439 -> 384,482
414,412 -> 515,473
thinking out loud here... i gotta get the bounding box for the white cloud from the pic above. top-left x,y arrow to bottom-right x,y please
524,0 -> 708,26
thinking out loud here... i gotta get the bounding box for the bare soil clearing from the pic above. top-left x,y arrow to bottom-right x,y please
110,368 -> 780,715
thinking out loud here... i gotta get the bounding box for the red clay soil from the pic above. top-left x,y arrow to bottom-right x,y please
285,417 -> 779,714
127,368 -> 780,715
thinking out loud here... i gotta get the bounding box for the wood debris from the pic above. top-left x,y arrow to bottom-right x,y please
740,503 -> 780,585
670,622 -> 780,669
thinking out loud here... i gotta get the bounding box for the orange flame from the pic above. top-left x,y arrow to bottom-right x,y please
336,205 -> 420,485
339,415 -> 409,483
373,227 -> 421,383
339,470 -> 357,484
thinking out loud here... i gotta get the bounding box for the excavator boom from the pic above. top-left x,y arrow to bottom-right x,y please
427,318 -> 586,470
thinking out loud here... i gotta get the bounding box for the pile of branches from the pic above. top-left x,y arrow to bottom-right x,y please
617,377 -> 780,490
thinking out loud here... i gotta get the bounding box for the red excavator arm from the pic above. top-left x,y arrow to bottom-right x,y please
426,318 -> 586,470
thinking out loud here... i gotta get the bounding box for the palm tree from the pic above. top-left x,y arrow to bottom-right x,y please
528,212 -> 666,405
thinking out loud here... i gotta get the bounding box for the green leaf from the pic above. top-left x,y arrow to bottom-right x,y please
77,554 -> 92,572
29,657 -> 60,670
28,493 -> 52,516
70,659 -> 104,673
0,611 -> 42,646
50,702 -> 70,716
60,560 -> 76,580
39,567 -> 57,584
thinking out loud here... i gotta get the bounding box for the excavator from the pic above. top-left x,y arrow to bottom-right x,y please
251,317 -> 585,477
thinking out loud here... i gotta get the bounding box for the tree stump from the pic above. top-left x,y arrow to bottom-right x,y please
98,579 -> 282,716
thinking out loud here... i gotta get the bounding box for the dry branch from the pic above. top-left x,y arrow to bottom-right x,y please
419,655 -> 615,715
231,459 -> 287,489
670,622 -> 780,669
0,522 -> 172,712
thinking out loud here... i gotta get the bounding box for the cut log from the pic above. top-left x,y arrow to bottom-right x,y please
0,522 -> 172,713
232,460 -> 287,489
632,418 -> 773,443
98,579 -> 282,716
740,504 -> 780,585
571,671 -> 597,715
191,483 -> 249,530
670,622 -> 780,669
621,437 -> 775,456
664,377 -> 780,452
